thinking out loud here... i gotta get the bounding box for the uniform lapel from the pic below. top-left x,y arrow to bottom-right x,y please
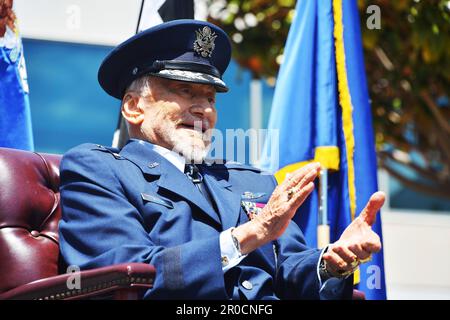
120,140 -> 221,226
202,169 -> 242,230
156,160 -> 221,225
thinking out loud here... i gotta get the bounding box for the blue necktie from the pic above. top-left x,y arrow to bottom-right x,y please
184,164 -> 217,213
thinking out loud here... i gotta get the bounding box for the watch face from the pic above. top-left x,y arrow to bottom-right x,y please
230,229 -> 242,255
319,262 -> 333,281
232,235 -> 240,251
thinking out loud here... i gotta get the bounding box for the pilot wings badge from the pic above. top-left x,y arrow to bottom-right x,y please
193,26 -> 217,58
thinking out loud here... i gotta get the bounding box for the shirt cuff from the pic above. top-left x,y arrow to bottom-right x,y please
220,228 -> 247,273
317,246 -> 328,288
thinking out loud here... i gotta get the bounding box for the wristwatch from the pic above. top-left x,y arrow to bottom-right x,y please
230,228 -> 243,257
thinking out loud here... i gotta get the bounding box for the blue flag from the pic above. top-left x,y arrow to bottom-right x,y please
0,13 -> 34,151
259,0 -> 386,299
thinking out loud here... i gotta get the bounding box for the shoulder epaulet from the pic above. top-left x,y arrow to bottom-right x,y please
204,159 -> 262,172
91,144 -> 123,159
224,161 -> 262,173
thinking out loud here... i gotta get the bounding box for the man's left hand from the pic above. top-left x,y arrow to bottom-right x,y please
322,191 -> 385,276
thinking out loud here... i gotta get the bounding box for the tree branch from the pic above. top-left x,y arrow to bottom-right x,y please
378,150 -> 446,182
382,164 -> 450,200
420,90 -> 450,136
427,124 -> 450,168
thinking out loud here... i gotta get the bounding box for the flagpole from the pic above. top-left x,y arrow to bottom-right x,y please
317,168 -> 330,248
135,0 -> 146,34
249,78 -> 263,165
112,0 -> 145,148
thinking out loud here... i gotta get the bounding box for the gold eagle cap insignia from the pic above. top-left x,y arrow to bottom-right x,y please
193,26 -> 217,58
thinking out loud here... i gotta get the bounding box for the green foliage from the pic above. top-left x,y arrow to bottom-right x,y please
360,0 -> 450,198
207,0 -> 294,78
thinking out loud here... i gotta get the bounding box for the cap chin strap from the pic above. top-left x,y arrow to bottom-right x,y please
121,60 -> 224,97
146,60 -> 222,79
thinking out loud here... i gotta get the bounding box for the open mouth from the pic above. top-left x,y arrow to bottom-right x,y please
178,123 -> 207,133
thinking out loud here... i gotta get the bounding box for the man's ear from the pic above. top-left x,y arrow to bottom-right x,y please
121,92 -> 145,125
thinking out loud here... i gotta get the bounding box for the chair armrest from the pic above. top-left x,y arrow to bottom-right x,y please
0,263 -> 155,300
352,289 -> 366,300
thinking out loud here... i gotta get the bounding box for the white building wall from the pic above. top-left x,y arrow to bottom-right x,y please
14,0 -> 208,46
382,210 -> 450,299
15,0 -> 142,45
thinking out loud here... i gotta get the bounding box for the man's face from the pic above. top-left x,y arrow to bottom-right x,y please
139,77 -> 217,163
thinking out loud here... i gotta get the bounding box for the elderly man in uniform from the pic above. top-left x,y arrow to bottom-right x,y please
59,20 -> 385,300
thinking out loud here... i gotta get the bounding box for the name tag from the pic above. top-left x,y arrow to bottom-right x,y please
141,193 -> 174,209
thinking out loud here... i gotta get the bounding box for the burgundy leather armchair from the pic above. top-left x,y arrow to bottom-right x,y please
0,147 -> 155,300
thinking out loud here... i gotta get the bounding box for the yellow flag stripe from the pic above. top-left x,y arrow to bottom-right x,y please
274,146 -> 340,184
333,0 -> 359,285
333,0 -> 357,221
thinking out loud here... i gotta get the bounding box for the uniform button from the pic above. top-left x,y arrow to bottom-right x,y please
30,230 -> 40,238
242,280 -> 253,290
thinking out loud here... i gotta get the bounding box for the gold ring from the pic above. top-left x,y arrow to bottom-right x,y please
350,258 -> 360,269
287,189 -> 294,200
287,186 -> 298,200
360,255 -> 372,264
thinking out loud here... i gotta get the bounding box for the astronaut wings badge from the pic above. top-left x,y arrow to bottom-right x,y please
193,26 -> 217,58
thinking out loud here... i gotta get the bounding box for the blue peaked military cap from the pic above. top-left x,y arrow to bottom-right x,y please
98,19 -> 232,99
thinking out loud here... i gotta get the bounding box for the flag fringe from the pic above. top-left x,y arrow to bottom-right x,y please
332,0 -> 357,221
333,0 -> 360,285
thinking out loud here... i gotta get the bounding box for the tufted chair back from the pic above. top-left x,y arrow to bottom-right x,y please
0,147 -> 62,295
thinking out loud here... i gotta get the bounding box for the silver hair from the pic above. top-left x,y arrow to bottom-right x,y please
121,76 -> 153,133
124,75 -> 152,98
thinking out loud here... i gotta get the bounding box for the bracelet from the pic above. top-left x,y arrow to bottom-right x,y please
319,258 -> 356,280
319,245 -> 357,280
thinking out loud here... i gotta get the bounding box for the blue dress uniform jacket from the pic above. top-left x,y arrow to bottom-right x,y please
59,139 -> 354,299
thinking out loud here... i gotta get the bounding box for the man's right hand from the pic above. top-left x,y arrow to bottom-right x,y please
232,162 -> 321,255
